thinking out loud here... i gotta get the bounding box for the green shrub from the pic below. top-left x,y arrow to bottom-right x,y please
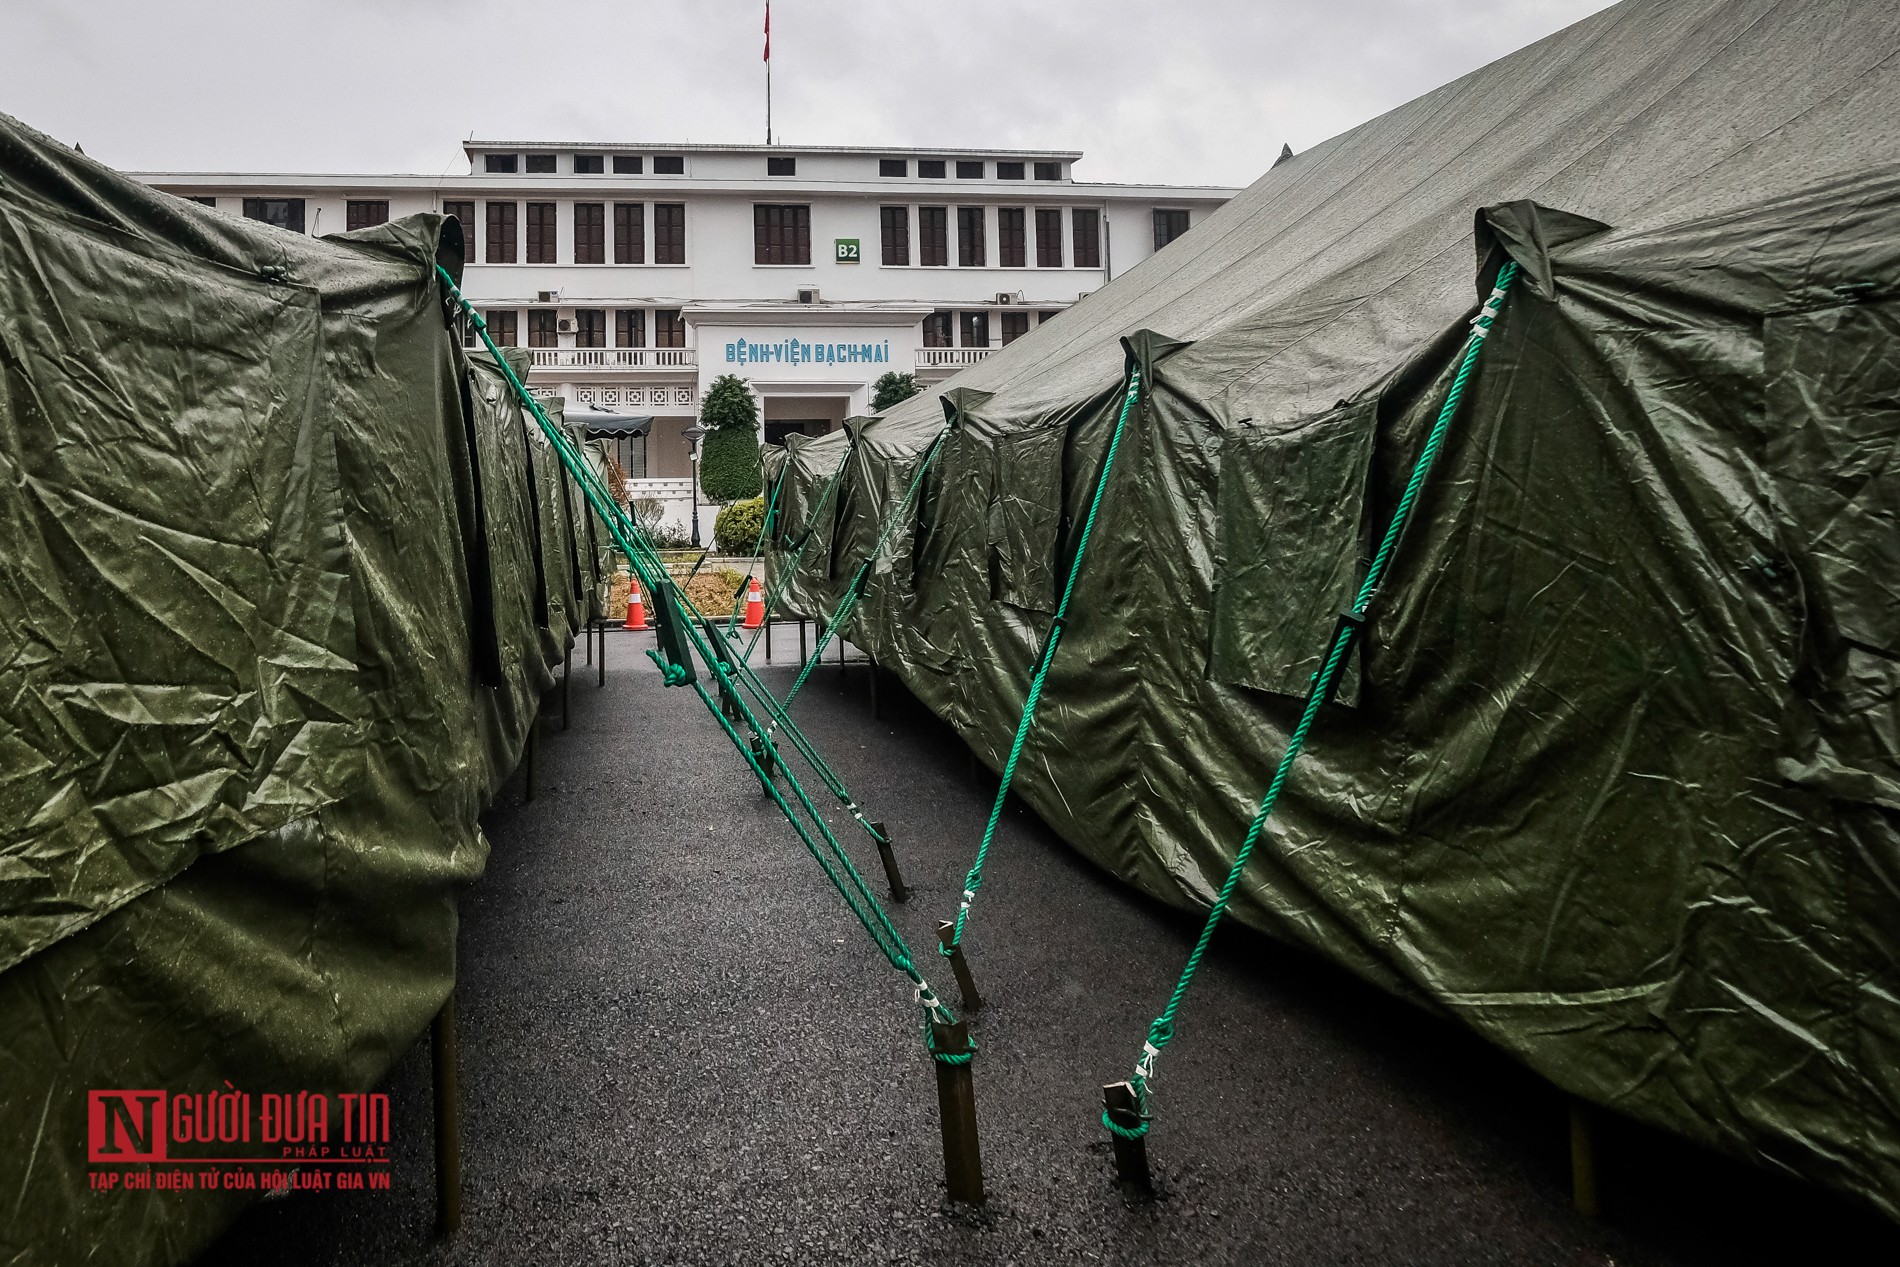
871,371 -> 920,412
700,426 -> 762,503
714,496 -> 767,555
701,374 -> 758,431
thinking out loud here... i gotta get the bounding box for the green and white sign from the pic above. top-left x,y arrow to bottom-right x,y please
834,238 -> 861,263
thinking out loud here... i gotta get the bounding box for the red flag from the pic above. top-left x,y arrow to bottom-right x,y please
763,2 -> 771,61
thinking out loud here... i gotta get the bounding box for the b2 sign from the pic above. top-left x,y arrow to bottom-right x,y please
834,238 -> 861,263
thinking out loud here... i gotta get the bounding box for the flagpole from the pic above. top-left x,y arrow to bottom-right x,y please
764,1 -> 772,144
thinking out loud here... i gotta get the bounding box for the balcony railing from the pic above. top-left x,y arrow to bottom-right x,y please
528,347 -> 697,370
916,347 -> 995,368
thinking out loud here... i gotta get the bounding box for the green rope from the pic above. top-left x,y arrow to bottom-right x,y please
773,429 -> 950,717
1107,263 -> 1520,1140
436,265 -> 956,1053
945,369 -> 1144,956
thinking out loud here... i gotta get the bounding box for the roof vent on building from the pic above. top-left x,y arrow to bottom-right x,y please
797,287 -> 821,304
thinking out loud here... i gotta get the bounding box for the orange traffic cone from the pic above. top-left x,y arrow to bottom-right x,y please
624,581 -> 648,631
742,576 -> 765,629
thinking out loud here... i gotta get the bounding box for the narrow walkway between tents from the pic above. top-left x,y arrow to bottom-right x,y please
201,628 -> 1899,1266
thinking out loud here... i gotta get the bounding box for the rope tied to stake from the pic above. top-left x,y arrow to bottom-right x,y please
1108,262 -> 1520,1139
943,367 -> 1145,959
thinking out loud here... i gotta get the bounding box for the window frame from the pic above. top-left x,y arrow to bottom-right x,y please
879,159 -> 908,177
653,155 -> 685,175
767,156 -> 796,176
525,154 -> 556,174
998,207 -> 1026,268
481,310 -> 517,347
345,200 -> 388,232
880,206 -> 910,266
955,160 -> 984,179
959,310 -> 990,348
486,202 -> 517,264
957,206 -> 986,268
574,154 -> 603,174
614,202 -> 645,265
753,203 -> 812,267
526,202 -> 557,264
484,154 -> 518,174
1072,207 -> 1101,269
918,160 -> 947,179
527,310 -> 558,348
918,206 -> 948,267
612,155 -> 642,174
241,197 -> 306,234
996,161 -> 1025,180
443,200 -> 476,258
1000,311 -> 1030,345
923,311 -> 953,348
653,203 -> 686,264
573,202 -> 605,264
615,309 -> 646,348
1033,161 -> 1061,181
1035,208 -> 1063,268
654,308 -> 686,349
574,309 -> 607,349
1153,208 -> 1190,252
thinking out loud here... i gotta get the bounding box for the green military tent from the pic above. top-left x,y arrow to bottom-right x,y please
766,0 -> 1900,1219
0,115 -> 599,1264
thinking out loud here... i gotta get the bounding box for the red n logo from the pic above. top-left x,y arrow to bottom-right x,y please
88,1091 -> 167,1162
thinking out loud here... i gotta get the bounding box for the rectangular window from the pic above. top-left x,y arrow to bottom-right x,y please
754,204 -> 811,266
186,195 -> 216,207
918,207 -> 948,267
486,202 -> 517,263
1035,209 -> 1063,267
574,202 -> 605,263
241,198 -> 305,233
574,154 -> 603,174
443,200 -> 475,257
1154,208 -> 1190,251
526,154 -> 556,173
478,310 -> 516,346
880,206 -> 910,266
956,160 -> 984,179
960,311 -> 990,348
880,159 -> 907,177
767,156 -> 796,176
484,154 -> 517,173
654,309 -> 685,348
345,200 -> 389,231
653,155 -> 685,174
1001,311 -> 1030,345
614,203 -> 645,264
1034,161 -> 1061,181
1072,208 -> 1100,268
526,202 -> 556,263
957,207 -> 986,267
575,309 -> 606,348
918,159 -> 946,179
654,204 -> 685,263
613,155 -> 642,174
615,309 -> 645,348
528,311 -> 557,348
923,311 -> 953,348
997,161 -> 1025,180
998,208 -> 1025,267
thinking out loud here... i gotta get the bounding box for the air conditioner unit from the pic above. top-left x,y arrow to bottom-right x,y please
797,287 -> 820,304
536,290 -> 558,303
557,318 -> 575,334
994,292 -> 1016,305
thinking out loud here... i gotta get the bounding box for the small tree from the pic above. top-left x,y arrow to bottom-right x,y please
872,371 -> 921,413
697,375 -> 761,503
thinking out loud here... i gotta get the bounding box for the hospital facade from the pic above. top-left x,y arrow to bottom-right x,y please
141,141 -> 1233,503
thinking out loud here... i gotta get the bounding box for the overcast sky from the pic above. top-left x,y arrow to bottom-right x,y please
8,0 -> 1616,188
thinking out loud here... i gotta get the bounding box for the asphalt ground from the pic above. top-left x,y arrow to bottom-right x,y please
201,622 -> 1900,1266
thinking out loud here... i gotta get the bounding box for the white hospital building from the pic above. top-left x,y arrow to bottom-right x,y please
142,141 -> 1233,521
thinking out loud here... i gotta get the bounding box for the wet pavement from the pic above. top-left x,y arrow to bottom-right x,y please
201,624 -> 1900,1265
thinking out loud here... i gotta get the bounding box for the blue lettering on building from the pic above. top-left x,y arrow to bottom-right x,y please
724,338 -> 891,367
